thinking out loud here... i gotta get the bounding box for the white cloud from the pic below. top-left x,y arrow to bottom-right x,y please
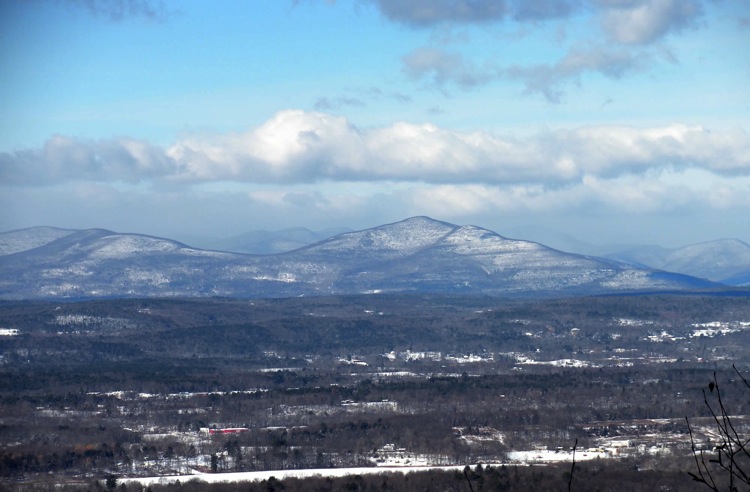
0,135 -> 173,185
166,111 -> 364,183
3,111 -> 749,188
168,112 -> 750,185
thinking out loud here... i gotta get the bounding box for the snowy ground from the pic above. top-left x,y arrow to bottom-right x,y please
119,464 -> 486,486
507,448 -> 608,463
117,443 -> 635,486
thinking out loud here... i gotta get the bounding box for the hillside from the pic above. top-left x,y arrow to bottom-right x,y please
0,217 -> 720,299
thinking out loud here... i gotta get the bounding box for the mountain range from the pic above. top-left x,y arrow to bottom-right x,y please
181,226 -> 352,255
605,239 -> 750,286
0,217 -> 732,300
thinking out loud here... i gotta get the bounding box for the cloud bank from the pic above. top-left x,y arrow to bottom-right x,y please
2,110 -> 748,186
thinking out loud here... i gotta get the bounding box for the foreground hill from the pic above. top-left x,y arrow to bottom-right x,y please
0,217 -> 719,299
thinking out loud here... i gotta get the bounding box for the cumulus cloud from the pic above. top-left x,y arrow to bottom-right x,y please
3,111 -> 749,187
0,135 -> 174,185
167,111 -> 366,183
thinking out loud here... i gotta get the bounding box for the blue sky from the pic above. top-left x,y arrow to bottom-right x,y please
1,0 -> 749,250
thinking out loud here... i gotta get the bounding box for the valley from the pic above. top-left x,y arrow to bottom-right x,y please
2,294 -> 749,490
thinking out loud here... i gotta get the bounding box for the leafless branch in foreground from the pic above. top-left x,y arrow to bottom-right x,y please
687,366 -> 750,491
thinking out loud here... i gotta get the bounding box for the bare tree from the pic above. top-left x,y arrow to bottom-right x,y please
687,365 -> 750,491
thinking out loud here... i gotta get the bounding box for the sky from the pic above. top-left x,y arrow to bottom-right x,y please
1,0 -> 749,250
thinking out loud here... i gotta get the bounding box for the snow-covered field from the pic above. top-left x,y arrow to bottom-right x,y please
120,464 -> 482,487
118,440 -> 653,487
690,321 -> 750,338
102,411 -> 710,489
507,448 -> 608,463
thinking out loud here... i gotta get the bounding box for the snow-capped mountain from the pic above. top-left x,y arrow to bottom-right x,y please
0,217 -> 721,300
659,239 -> 750,285
607,238 -> 750,286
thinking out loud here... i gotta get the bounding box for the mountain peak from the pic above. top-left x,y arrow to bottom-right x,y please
396,215 -> 452,225
373,216 -> 459,234
298,216 -> 457,258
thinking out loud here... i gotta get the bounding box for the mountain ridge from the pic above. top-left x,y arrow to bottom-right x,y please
0,217 -> 726,300
606,238 -> 750,285
0,226 -> 79,256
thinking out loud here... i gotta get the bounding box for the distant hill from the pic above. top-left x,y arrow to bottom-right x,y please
186,226 -> 351,254
0,226 -> 77,256
501,224 -> 602,256
607,239 -> 750,286
0,217 -> 721,300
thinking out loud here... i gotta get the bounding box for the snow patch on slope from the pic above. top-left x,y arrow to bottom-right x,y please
0,227 -> 77,256
307,217 -> 455,257
600,270 -> 655,289
89,235 -> 183,259
442,226 -> 542,255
